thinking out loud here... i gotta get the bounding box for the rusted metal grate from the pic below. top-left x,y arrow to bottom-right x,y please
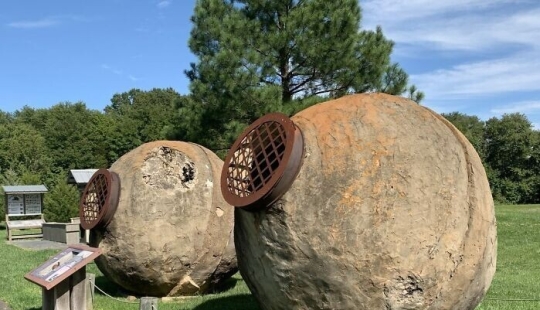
79,169 -> 120,230
221,113 -> 304,209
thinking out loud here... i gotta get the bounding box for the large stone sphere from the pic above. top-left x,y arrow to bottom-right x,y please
234,94 -> 497,309
90,141 -> 237,297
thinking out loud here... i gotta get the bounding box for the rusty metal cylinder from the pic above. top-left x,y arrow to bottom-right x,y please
225,93 -> 497,310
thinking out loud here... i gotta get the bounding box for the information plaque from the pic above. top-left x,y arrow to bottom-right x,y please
25,194 -> 42,215
7,194 -> 24,215
25,245 -> 101,290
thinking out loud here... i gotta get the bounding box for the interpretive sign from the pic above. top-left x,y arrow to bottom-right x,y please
25,245 -> 101,290
7,194 -> 24,215
25,194 -> 42,214
3,185 -> 48,241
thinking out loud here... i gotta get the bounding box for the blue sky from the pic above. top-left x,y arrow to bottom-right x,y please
1,0 -> 539,127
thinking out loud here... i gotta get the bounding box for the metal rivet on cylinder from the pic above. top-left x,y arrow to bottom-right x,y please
221,112 -> 304,209
79,168 -> 120,230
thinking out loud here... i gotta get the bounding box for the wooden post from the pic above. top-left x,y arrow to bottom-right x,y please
43,279 -> 71,310
25,245 -> 101,310
70,267 -> 86,310
139,297 -> 158,310
86,273 -> 95,310
4,195 -> 9,241
40,270 -> 91,310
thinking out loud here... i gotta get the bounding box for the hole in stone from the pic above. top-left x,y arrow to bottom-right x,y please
182,163 -> 195,184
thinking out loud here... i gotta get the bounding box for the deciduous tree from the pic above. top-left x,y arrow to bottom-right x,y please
484,113 -> 536,203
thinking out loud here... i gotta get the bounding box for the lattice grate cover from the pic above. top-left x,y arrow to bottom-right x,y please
79,169 -> 120,230
221,113 -> 304,208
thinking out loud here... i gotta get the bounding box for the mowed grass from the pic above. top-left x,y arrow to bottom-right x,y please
0,224 -> 258,310
1,205 -> 540,309
476,204 -> 540,310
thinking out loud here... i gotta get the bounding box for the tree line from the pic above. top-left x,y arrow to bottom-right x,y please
0,88 -> 183,221
0,89 -> 536,223
443,112 -> 540,204
1,0 -> 531,221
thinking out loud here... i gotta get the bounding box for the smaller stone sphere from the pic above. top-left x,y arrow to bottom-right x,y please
90,141 -> 237,297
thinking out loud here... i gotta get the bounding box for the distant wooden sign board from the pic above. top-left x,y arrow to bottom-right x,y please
2,185 -> 48,241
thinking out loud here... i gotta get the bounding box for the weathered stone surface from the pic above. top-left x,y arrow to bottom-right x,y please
235,93 -> 497,310
91,141 -> 237,297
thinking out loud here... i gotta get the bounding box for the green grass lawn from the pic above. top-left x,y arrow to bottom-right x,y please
1,205 -> 540,309
476,204 -> 540,310
0,224 -> 258,310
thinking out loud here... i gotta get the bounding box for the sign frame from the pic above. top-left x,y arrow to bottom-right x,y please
24,244 -> 101,290
5,192 -> 44,216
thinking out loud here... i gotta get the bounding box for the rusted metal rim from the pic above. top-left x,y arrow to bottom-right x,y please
221,112 -> 304,209
79,169 -> 120,230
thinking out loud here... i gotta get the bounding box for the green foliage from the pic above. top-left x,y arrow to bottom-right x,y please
43,174 -> 80,222
444,112 -> 540,204
406,84 -> 425,104
175,0 -> 422,151
484,113 -> 537,204
0,122 -> 52,173
105,88 -> 184,161
442,112 -> 486,159
40,102 -> 110,170
105,88 -> 180,141
0,89 -> 188,223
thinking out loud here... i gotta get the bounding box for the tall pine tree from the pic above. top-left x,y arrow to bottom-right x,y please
172,0 -> 422,151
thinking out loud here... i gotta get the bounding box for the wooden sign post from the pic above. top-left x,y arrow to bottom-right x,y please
24,245 -> 101,310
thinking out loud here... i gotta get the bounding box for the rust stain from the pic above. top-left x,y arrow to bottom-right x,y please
293,93 -> 406,177
294,93 -> 420,224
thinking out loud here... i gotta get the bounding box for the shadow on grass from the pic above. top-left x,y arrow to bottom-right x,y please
209,276 -> 240,294
193,294 -> 259,310
93,275 -> 242,298
94,275 -> 134,298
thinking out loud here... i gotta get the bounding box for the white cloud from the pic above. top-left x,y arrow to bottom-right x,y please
157,1 -> 171,9
128,75 -> 140,82
101,64 -> 140,82
491,101 -> 540,114
362,1 -> 540,52
410,51 -> 540,100
101,64 -> 123,75
7,18 -> 60,29
360,0 -> 540,121
6,15 -> 89,29
363,0 -> 523,24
